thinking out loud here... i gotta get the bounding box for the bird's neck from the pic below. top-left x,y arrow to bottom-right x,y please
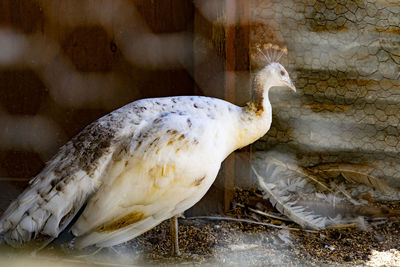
233,77 -> 273,150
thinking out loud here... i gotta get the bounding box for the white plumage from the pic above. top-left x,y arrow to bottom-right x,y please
0,59 -> 295,249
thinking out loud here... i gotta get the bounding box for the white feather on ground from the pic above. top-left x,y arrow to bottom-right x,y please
253,152 -> 400,231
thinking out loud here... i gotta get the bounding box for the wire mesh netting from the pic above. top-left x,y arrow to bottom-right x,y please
251,0 -> 400,186
1,0 -> 400,265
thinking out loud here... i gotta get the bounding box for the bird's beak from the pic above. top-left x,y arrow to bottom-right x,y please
286,80 -> 296,92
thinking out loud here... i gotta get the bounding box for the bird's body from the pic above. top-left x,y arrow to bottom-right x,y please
0,60 -> 295,249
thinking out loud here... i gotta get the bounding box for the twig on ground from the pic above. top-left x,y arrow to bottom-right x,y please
73,247 -> 104,258
185,216 -> 318,233
326,223 -> 358,229
235,203 -> 292,222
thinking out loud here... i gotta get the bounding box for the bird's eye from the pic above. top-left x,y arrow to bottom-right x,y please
280,70 -> 285,76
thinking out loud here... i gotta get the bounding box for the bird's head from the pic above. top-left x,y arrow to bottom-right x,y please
256,62 -> 296,92
253,43 -> 296,93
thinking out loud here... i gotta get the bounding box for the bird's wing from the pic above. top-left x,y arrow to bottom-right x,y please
72,110 -> 225,248
0,100 -> 168,247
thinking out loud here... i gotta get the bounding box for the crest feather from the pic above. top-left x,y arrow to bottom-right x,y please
255,42 -> 287,64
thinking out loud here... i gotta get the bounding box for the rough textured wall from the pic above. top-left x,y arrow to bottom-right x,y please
251,0 -> 400,185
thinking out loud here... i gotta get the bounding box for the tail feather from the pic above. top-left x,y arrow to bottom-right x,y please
74,216 -> 156,249
74,208 -> 175,249
0,120 -> 121,248
0,170 -> 98,248
96,216 -> 165,247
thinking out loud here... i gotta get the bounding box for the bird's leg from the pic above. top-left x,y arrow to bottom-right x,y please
170,214 -> 181,256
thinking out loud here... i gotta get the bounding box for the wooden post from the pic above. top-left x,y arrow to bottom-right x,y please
224,0 -> 250,213
191,0 -> 250,215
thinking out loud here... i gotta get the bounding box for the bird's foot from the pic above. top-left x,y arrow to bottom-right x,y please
170,214 -> 181,257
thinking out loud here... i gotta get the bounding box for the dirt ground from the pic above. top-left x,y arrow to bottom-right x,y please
1,188 -> 400,266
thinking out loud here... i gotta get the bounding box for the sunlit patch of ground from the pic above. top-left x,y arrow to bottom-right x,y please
367,249 -> 400,267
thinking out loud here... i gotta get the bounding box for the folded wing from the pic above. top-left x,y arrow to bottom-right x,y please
72,110 -> 224,248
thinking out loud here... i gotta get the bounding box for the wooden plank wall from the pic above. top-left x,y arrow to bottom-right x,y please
0,0 -> 195,211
